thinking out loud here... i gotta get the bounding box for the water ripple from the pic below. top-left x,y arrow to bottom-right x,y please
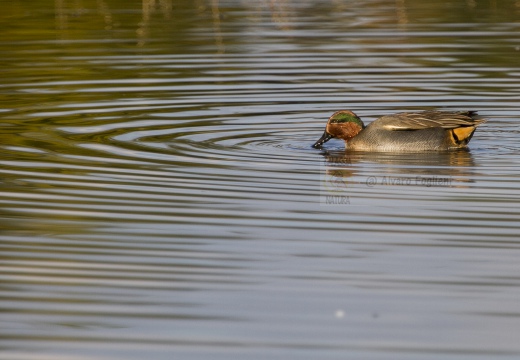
2,1 -> 520,359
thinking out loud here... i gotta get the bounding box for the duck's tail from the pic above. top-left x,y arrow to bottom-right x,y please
459,110 -> 487,124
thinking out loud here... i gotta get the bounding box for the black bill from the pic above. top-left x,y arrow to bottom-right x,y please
312,131 -> 333,148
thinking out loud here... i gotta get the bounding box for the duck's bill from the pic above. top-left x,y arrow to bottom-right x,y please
312,131 -> 333,148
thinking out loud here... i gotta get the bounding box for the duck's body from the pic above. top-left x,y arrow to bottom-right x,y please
313,110 -> 486,152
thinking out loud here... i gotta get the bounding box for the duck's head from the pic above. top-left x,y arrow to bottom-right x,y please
312,110 -> 365,148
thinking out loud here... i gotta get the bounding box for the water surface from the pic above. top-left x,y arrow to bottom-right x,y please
1,1 -> 520,359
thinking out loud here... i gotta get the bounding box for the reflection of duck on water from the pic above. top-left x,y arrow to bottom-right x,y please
319,148 -> 478,187
313,110 -> 486,151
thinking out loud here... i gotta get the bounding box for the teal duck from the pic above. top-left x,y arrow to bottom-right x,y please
313,110 -> 486,151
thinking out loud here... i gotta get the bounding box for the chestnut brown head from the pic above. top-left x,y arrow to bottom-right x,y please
312,110 -> 365,148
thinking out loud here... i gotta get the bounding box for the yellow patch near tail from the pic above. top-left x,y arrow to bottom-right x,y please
452,126 -> 476,143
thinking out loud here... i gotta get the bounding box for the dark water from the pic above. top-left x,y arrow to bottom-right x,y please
1,1 -> 520,359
